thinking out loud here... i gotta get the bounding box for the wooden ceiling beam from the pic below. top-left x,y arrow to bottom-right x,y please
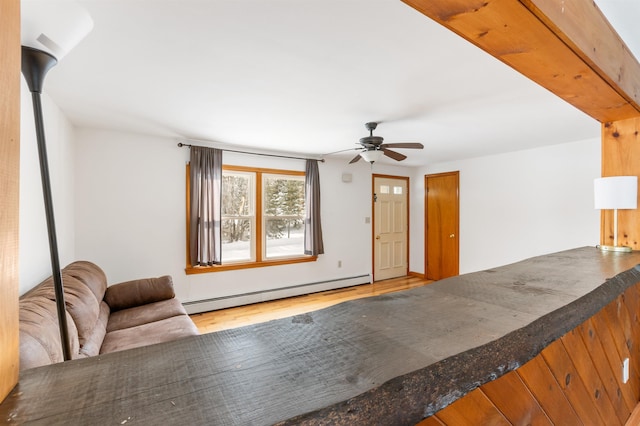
402,0 -> 640,122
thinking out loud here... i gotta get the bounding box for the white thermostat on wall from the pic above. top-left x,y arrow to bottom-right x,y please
342,173 -> 352,183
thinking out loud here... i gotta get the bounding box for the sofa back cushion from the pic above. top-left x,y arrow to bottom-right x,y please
63,261 -> 107,302
104,275 -> 175,311
19,296 -> 80,370
27,261 -> 107,348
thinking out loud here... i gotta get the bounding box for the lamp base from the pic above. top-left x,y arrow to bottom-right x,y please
597,245 -> 633,253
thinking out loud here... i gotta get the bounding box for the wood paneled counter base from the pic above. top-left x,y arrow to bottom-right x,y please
3,247 -> 640,425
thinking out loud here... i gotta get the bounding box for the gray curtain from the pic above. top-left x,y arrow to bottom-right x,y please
304,159 -> 324,255
190,146 -> 223,266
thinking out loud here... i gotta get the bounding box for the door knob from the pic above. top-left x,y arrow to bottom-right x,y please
449,233 -> 455,238
376,235 -> 380,240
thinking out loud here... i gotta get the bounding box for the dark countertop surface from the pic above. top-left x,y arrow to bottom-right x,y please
3,247 -> 640,425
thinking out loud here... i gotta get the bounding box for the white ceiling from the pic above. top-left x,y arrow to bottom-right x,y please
30,0 -> 638,166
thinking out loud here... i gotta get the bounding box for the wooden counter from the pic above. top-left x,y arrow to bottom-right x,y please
2,247 -> 640,425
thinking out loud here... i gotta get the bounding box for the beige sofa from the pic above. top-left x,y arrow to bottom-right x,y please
19,261 -> 199,370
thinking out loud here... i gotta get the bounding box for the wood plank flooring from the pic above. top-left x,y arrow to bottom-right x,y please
190,274 -> 432,334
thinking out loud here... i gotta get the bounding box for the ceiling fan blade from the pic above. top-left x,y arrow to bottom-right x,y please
349,154 -> 362,164
382,148 -> 407,161
380,142 -> 424,149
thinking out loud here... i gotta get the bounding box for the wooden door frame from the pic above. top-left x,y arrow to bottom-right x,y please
424,171 -> 460,279
372,174 -> 410,282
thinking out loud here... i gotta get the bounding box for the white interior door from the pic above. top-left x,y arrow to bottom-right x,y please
373,176 -> 408,281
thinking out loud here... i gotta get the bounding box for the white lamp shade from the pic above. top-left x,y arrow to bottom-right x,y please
21,1 -> 94,60
360,150 -> 384,163
594,176 -> 638,210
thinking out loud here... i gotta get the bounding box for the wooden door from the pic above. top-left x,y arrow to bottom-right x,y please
0,0 -> 21,403
373,176 -> 409,281
425,171 -> 459,280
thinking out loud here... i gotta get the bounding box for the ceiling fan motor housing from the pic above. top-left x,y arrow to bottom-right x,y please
359,135 -> 384,147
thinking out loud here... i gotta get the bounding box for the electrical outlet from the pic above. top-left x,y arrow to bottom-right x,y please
338,260 -> 342,268
623,358 -> 630,384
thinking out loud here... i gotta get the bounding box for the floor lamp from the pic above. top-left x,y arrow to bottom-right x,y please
21,2 -> 93,360
594,176 -> 638,253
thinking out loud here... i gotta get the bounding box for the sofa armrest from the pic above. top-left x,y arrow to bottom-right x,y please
104,275 -> 175,312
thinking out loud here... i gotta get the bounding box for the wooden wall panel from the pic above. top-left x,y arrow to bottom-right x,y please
623,287 -> 640,375
417,416 -> 445,426
516,355 -> 582,425
432,389 -> 509,425
560,328 -> 624,425
479,370 -> 551,425
0,0 -> 20,403
541,339 -> 607,425
592,307 -> 640,403
577,320 -> 634,417
604,298 -> 640,388
419,280 -> 640,425
601,117 -> 640,250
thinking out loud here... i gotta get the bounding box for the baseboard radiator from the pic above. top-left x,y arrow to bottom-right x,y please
183,274 -> 371,314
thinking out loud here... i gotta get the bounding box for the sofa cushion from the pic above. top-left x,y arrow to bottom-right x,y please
100,315 -> 199,354
106,298 -> 188,333
78,301 -> 110,358
30,274 -> 100,348
62,261 -> 107,302
104,275 -> 175,311
19,296 -> 80,370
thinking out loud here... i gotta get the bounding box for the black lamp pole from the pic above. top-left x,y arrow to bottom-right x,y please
21,45 -> 72,361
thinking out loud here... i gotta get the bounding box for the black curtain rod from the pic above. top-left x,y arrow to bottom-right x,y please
177,142 -> 325,163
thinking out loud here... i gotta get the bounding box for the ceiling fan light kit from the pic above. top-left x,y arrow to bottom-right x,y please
360,150 -> 384,163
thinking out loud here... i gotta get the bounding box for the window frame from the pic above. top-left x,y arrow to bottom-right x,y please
185,164 -> 316,274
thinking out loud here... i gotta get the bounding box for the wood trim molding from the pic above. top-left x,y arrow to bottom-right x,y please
0,0 -> 21,403
401,0 -> 640,122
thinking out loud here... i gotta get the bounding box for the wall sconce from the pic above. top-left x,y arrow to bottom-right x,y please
594,176 -> 638,253
21,1 -> 93,361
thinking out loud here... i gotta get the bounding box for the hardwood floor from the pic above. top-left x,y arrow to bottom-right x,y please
190,274 -> 432,334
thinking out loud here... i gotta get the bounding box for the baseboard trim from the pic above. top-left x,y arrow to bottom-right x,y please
183,274 -> 372,314
408,271 -> 426,280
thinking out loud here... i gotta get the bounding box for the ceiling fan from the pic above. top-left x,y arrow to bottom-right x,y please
349,122 -> 424,164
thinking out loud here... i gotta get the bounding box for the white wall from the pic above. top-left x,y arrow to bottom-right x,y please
19,80 -> 76,294
74,128 -> 413,309
409,138 -> 601,275
20,108 -> 601,304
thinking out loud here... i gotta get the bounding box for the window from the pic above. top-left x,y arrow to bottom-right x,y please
221,170 -> 254,262
262,174 -> 305,258
186,165 -> 315,273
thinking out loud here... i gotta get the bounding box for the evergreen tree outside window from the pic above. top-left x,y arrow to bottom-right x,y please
263,174 -> 305,258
